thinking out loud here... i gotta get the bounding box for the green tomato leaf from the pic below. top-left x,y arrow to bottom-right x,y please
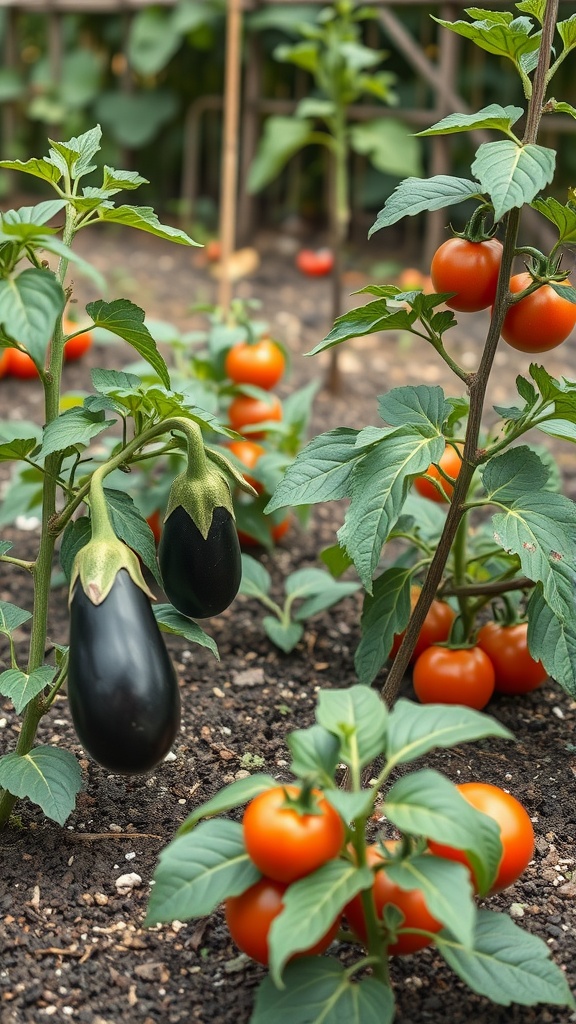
527,577 -> 576,698
369,175 -> 483,235
0,600 -> 32,635
378,384 -> 451,429
417,104 -> 524,137
531,196 -> 576,244
386,699 -> 514,768
59,517 -> 92,583
0,433 -> 39,463
97,204 -> 200,247
307,300 -> 416,354
288,724 -> 341,784
269,861 -> 373,986
557,12 -> 576,50
273,40 -> 320,74
471,140 -> 555,221
0,156 -> 62,184
349,118 -> 422,178
433,13 -> 540,66
354,566 -> 414,685
316,685 -> 388,769
101,166 -> 148,193
263,616 -> 304,653
252,959 -> 394,1024
0,746 -> 81,825
144,819 -> 261,926
266,428 -> 361,512
48,126 -> 102,179
386,855 -> 475,948
0,666 -> 56,715
436,909 -> 576,1008
0,269 -> 65,364
153,604 -> 219,658
87,299 -> 171,388
247,116 -> 315,194
238,553 -> 272,599
176,773 -> 276,835
480,446 -> 550,502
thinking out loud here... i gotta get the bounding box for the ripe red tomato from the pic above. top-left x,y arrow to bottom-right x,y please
227,439 -> 266,494
225,877 -> 339,965
500,273 -> 576,352
146,510 -> 163,545
430,237 -> 503,311
242,785 -> 345,884
63,318 -> 94,361
477,621 -> 547,695
344,843 -> 442,956
429,782 -> 534,893
390,587 -> 455,663
225,337 -> 285,391
228,394 -> 282,439
205,239 -> 222,262
0,348 -> 11,378
412,644 -> 495,710
414,444 -> 462,503
295,248 -> 335,277
7,347 -> 39,379
237,512 -> 292,548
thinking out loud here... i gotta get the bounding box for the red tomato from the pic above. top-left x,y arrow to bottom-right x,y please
295,248 -> 335,277
390,587 -> 455,663
227,439 -> 266,494
7,347 -> 39,379
344,843 -> 442,956
412,644 -> 495,710
500,273 -> 576,352
63,318 -> 94,361
228,394 -> 282,439
205,239 -> 222,262
429,782 -> 535,893
225,337 -> 285,391
242,785 -> 345,884
430,237 -> 503,312
414,444 -> 462,503
0,349 -> 11,378
237,512 -> 292,548
225,877 -> 339,965
146,510 -> 163,545
477,621 -> 547,695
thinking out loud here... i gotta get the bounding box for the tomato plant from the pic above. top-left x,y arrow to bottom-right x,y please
500,273 -> 576,352
7,347 -> 39,379
477,621 -> 547,695
228,393 -> 282,438
63,319 -> 94,361
430,237 -> 503,312
225,877 -> 339,965
295,248 -> 335,277
224,336 -> 285,390
390,587 -> 455,662
414,443 -> 462,502
242,784 -> 345,883
413,644 -> 495,710
429,782 -> 535,893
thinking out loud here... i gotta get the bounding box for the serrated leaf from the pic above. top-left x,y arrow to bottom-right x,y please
177,773 -> 276,835
316,686 -> 388,769
527,578 -> 576,697
1,199 -> 67,229
269,861 -> 373,984
98,205 -> 200,247
0,435 -> 38,462
369,175 -> 482,235
0,156 -> 62,183
480,446 -> 549,502
266,428 -> 361,512
252,959 -> 394,1024
378,384 -> 450,429
102,166 -> 148,192
0,746 -> 81,825
87,299 -> 170,388
145,819 -> 261,926
288,725 -> 341,784
308,301 -> 415,355
0,600 -> 32,634
39,407 -> 116,458
355,567 -> 413,685
238,553 -> 272,598
386,855 -> 475,947
153,604 -> 219,658
531,196 -> 576,245
433,14 -> 540,66
263,616 -> 304,653
417,104 -> 524,137
0,269 -> 65,364
471,140 -> 555,221
49,126 -> 102,179
0,666 -> 56,714
437,909 -> 575,1008
247,116 -> 314,193
386,699 -> 513,767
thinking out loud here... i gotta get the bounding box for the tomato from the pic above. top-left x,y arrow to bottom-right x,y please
414,443 -> 462,503
477,621 -> 547,695
237,512 -> 292,548
7,347 -> 39,379
63,318 -> 93,361
205,239 -> 222,262
228,393 -> 282,439
500,273 -> 576,352
0,348 -> 11,378
430,237 -> 503,312
158,505 -> 242,619
429,783 -> 534,893
295,248 -> 335,277
225,877 -> 339,965
390,587 -> 455,663
412,644 -> 495,710
344,843 -> 442,956
242,785 -> 345,884
271,514 -> 291,542
146,510 -> 163,545
227,439 -> 266,493
225,337 -> 285,390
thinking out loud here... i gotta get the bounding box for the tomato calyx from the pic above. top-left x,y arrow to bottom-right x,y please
453,202 -> 499,244
508,252 -> 575,299
279,779 -> 325,817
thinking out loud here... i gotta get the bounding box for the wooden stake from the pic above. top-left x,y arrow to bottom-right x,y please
218,0 -> 243,313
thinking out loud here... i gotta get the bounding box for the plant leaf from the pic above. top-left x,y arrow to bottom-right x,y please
316,685 -> 388,769
355,566 -> 414,685
247,116 -> 315,193
87,299 -> 171,388
386,699 -> 513,767
471,140 -> 555,221
527,577 -> 576,698
266,428 -> 361,512
153,605 -> 219,658
349,119 -> 422,178
0,269 -> 65,364
480,446 -> 549,502
369,175 -> 482,235
0,600 -> 32,634
0,746 -> 81,825
417,104 -> 524,136
263,616 -> 304,653
0,666 -> 56,715
97,204 -> 200,247
287,725 -> 342,785
238,553 -> 272,598
386,855 -> 475,948
251,959 -> 394,1024
177,773 -> 276,835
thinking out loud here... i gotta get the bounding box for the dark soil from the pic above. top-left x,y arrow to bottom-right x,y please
1,226 -> 575,1024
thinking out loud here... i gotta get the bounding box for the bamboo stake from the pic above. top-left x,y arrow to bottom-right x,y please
218,0 -> 243,313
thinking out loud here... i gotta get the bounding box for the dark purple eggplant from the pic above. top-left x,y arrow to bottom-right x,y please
158,504 -> 241,618
68,569 -> 180,774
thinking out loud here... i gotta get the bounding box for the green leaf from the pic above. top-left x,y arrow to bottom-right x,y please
238,553 -> 272,598
550,100 -> 576,118
274,40 -> 320,73
144,819 -> 261,926
349,119 -> 422,178
0,600 -> 32,635
386,700 -> 514,767
252,959 -> 394,1024
0,433 -> 39,462
471,141 -> 555,221
101,166 -> 148,193
286,567 -> 359,620
531,196 -> 576,245
378,384 -> 450,429
39,406 -> 116,458
94,91 -> 178,149
0,156 -> 62,184
296,97 -> 336,119
176,773 -> 276,834
266,428 -> 361,512
1,199 -> 67,231
324,787 -> 375,824
384,769 -> 502,896
0,746 -> 81,825
308,300 -> 415,355
87,299 -> 171,388
287,725 -> 342,784
527,578 -> 576,698
153,605 -> 219,658
128,6 -> 182,75
557,12 -> 576,50
355,567 -> 413,685
480,446 -> 549,502
369,175 -> 482,235
0,666 -> 56,715
316,685 -> 388,769
433,13 -> 540,66
0,269 -> 65,364
103,489 -> 162,585
437,909 -> 576,1008
48,126 -> 102,179
59,517 -> 92,583
269,860 -> 373,984
263,616 -> 304,653
97,203 -> 199,247
247,116 -> 316,193
417,104 -> 524,137
386,855 -> 475,947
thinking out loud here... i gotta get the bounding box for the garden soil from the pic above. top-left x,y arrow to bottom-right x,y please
1,225 -> 575,1024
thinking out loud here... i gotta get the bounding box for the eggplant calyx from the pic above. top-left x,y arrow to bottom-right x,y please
165,464 -> 235,540
70,537 -> 154,607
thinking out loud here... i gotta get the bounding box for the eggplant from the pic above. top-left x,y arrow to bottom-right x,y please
68,569 -> 180,774
158,504 -> 242,619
